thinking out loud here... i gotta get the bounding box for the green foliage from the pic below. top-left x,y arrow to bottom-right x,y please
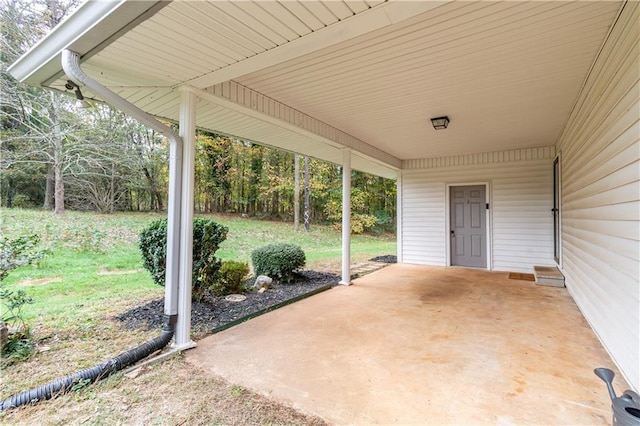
251,243 -> 306,283
1,281 -> 35,367
0,284 -> 33,327
1,328 -> 35,366
209,261 -> 250,296
139,219 -> 168,287
0,234 -> 46,365
71,378 -> 92,392
351,214 -> 379,235
139,218 -> 228,301
59,226 -> 106,253
10,194 -> 35,208
324,187 -> 380,234
0,234 -> 49,282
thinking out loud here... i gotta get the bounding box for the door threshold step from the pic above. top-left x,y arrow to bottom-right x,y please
534,265 -> 565,287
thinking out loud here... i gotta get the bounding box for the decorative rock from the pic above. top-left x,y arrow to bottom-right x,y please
257,287 -> 267,294
225,294 -> 247,302
254,275 -> 273,290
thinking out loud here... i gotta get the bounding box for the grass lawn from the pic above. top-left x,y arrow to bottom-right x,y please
0,208 -> 394,424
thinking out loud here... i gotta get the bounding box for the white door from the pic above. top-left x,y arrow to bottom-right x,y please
450,185 -> 487,268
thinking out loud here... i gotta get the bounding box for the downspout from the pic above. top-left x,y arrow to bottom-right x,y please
61,49 -> 182,324
0,50 -> 184,410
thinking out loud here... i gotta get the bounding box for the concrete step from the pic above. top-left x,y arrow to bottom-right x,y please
534,265 -> 565,287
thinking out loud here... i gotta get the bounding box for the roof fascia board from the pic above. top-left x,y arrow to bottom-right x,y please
189,84 -> 401,170
8,0 -> 165,85
186,0 -> 450,89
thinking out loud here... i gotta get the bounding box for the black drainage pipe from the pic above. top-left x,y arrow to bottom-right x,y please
0,315 -> 176,411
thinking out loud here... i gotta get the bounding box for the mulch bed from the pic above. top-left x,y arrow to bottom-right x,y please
115,270 -> 339,337
370,254 -> 397,263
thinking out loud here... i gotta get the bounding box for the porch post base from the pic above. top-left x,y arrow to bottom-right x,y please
170,340 -> 197,351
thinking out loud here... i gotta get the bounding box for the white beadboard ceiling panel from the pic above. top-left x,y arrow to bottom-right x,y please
40,0 -> 621,174
236,1 -> 622,160
87,0 -> 372,86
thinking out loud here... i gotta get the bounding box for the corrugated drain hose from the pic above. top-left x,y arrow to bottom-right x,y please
0,316 -> 175,411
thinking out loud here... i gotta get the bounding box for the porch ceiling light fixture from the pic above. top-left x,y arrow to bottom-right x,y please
430,116 -> 450,130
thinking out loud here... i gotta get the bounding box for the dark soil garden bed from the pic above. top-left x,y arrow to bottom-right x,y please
115,270 -> 339,337
370,254 -> 397,263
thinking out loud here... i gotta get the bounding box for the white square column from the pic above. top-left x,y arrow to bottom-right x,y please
340,148 -> 352,285
396,170 -> 403,263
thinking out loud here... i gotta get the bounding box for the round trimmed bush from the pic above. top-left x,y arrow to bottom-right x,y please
139,218 -> 228,301
211,261 -> 250,296
251,243 -> 306,283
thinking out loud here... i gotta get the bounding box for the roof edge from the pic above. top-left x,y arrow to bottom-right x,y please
7,0 -> 164,85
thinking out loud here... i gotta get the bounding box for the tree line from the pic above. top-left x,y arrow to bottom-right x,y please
0,0 -> 396,233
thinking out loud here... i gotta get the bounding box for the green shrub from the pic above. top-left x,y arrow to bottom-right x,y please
209,261 -> 250,296
60,226 -> 106,253
139,218 -> 228,301
0,285 -> 35,365
1,328 -> 35,367
0,234 -> 49,282
0,234 -> 47,365
251,243 -> 305,283
10,194 -> 34,209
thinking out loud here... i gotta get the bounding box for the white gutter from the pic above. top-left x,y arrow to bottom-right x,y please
61,49 -> 183,331
8,1 -> 123,83
9,1 -> 166,86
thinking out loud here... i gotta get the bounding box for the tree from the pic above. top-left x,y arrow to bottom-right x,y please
294,154 -> 300,231
1,0 -> 81,213
201,134 -> 233,212
304,156 -> 310,231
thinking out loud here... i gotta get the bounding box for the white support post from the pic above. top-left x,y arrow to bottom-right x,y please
396,170 -> 403,263
174,89 -> 197,349
340,148 -> 352,285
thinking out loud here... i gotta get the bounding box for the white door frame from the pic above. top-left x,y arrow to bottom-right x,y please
445,182 -> 492,269
553,151 -> 563,268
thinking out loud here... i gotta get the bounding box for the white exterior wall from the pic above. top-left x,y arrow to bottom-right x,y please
401,147 -> 556,273
555,2 -> 639,390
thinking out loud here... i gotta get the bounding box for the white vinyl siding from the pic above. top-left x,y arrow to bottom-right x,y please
556,2 -> 639,390
401,149 -> 555,272
402,181 -> 446,265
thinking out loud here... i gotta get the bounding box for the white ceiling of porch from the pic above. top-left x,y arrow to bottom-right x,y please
235,1 -> 622,159
39,0 -> 622,176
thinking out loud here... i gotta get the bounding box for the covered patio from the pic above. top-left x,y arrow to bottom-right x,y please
8,0 -> 638,408
186,264 -> 624,425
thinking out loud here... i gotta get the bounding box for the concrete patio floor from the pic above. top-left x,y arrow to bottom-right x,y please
185,264 -> 627,425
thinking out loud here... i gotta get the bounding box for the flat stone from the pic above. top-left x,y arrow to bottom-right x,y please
224,294 -> 247,302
